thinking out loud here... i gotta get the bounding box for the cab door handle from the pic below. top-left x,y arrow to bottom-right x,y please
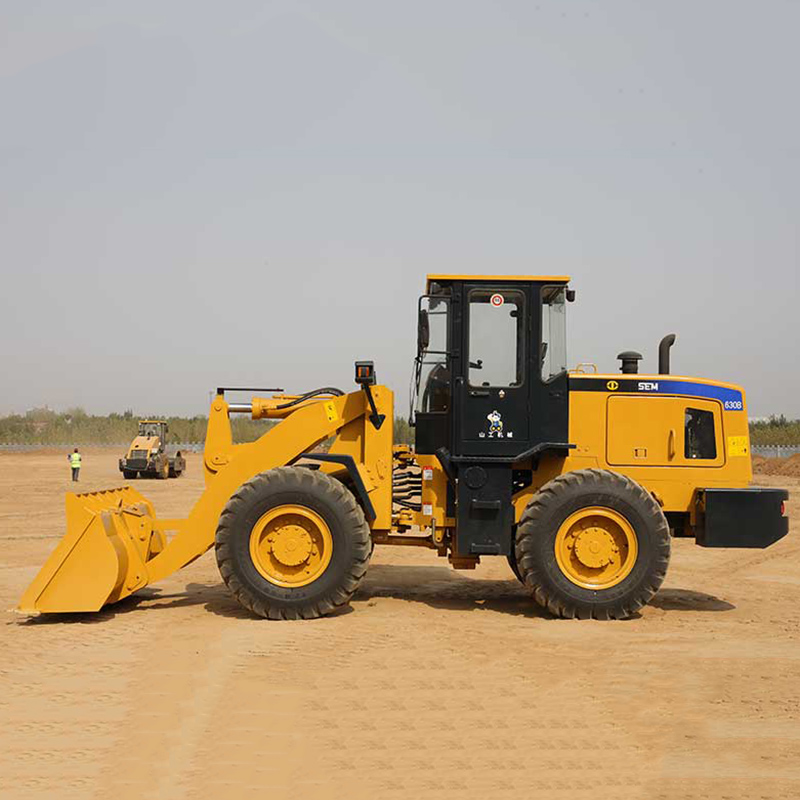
469,389 -> 490,397
668,429 -> 677,460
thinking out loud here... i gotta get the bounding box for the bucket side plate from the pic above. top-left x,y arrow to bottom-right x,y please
17,487 -> 155,614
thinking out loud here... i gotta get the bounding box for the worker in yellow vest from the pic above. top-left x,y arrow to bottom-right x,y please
68,448 -> 82,482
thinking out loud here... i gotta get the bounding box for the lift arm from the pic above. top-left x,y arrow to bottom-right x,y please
18,386 -> 394,613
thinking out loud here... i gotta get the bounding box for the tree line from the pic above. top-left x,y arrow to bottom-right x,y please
748,415 -> 800,446
0,407 -> 417,446
0,408 -> 795,447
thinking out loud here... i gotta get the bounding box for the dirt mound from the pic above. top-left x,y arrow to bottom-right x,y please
753,453 -> 800,477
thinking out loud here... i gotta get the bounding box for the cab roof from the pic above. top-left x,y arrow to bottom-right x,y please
426,274 -> 571,286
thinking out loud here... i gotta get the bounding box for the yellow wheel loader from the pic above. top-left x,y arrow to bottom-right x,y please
19,275 -> 789,620
119,420 -> 186,479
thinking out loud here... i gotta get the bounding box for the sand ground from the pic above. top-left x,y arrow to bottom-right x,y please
1,450 -> 799,800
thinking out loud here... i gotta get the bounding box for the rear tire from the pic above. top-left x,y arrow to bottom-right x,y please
515,469 -> 670,619
215,467 -> 371,620
122,470 -> 137,479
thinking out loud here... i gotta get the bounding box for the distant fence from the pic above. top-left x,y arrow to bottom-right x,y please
751,445 -> 800,460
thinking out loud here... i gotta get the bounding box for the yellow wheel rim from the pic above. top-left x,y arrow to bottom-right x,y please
554,506 -> 638,590
249,504 -> 333,588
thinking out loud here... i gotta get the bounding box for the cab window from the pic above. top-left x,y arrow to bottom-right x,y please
468,290 -> 524,387
541,286 -> 567,382
685,407 -> 717,460
415,296 -> 450,413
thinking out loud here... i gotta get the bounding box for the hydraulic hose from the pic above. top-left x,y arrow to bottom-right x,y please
275,387 -> 345,410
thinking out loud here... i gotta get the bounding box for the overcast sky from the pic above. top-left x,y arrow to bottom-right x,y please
1,1 -> 798,418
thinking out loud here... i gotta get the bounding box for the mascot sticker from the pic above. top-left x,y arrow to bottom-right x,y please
480,410 -> 513,439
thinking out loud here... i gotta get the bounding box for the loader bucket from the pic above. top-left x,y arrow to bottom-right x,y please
17,487 -> 166,614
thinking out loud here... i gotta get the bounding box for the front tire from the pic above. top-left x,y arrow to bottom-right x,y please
515,469 -> 670,619
215,467 -> 371,620
507,545 -> 523,583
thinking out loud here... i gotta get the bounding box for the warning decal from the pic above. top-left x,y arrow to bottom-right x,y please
490,293 -> 504,307
324,401 -> 339,422
727,436 -> 749,457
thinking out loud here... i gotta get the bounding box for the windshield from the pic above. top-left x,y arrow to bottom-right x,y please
413,296 -> 450,416
139,423 -> 162,438
541,286 -> 567,381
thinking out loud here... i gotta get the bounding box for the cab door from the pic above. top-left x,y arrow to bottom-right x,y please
456,285 -> 530,456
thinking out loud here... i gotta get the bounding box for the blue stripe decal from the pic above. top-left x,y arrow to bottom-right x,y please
642,381 -> 743,407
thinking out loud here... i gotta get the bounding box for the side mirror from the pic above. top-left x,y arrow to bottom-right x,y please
418,308 -> 430,353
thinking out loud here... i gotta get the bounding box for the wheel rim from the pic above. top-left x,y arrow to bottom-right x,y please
249,504 -> 333,588
554,506 -> 638,589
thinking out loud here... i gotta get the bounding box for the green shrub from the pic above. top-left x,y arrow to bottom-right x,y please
0,408 -> 273,445
749,415 -> 800,446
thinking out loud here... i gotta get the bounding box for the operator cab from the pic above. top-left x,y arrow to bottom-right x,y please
412,275 -> 573,462
139,420 -> 167,440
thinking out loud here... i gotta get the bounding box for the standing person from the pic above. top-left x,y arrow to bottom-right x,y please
68,448 -> 82,481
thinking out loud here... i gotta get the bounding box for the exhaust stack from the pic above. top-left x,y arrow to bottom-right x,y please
659,334 -> 676,375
